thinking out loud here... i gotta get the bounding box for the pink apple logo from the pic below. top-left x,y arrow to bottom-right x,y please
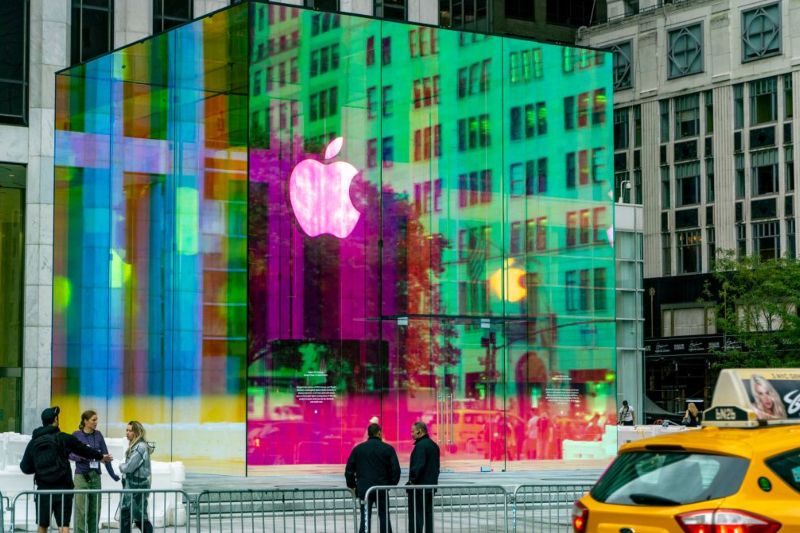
288,137 -> 361,239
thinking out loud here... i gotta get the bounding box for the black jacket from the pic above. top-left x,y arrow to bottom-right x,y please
345,436 -> 401,499
408,434 -> 440,486
20,425 -> 105,489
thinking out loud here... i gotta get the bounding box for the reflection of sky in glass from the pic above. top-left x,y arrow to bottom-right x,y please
54,2 -> 616,471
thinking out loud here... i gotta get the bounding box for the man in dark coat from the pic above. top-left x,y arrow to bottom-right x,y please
345,423 -> 401,533
406,421 -> 440,533
20,407 -> 113,533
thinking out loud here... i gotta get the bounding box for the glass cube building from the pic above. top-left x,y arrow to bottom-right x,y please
54,1 -> 615,474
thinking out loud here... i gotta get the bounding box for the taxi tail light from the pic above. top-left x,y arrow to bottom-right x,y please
571,501 -> 588,533
676,509 -> 781,533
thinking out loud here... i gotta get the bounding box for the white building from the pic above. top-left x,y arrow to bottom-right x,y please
580,0 -> 800,411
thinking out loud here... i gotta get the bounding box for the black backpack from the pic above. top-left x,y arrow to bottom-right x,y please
31,433 -> 67,484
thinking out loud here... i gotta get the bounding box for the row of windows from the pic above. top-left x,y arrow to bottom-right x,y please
509,103 -> 547,140
610,3 -> 782,89
565,90 -> 607,130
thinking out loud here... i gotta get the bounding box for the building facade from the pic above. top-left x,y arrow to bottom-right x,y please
53,2 -> 616,472
580,0 -> 800,412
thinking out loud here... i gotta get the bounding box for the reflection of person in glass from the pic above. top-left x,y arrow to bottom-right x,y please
750,374 -> 787,419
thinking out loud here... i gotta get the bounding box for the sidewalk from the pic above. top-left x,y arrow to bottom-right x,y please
184,459 -> 609,494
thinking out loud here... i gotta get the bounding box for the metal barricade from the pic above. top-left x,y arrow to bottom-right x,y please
10,488 -> 191,532
363,485 -> 509,533
193,488 -> 360,532
1,492 -> 6,533
512,483 -> 593,533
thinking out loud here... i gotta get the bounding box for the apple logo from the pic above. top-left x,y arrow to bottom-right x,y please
289,137 -> 361,239
489,258 -> 528,302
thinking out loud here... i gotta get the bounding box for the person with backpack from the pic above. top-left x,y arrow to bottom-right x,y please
19,406 -> 113,533
119,420 -> 155,533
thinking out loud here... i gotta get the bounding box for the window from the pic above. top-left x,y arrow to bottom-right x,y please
662,232 -> 672,275
623,0 -> 638,16
675,94 -> 700,139
565,271 -> 577,312
566,153 -> 576,188
579,269 -> 590,311
593,89 -> 607,125
366,36 -> 375,66
678,230 -> 701,274
668,23 -> 703,78
676,162 -> 700,206
593,268 -> 607,310
382,85 -> 393,116
750,77 -> 778,125
510,107 -> 522,140
510,222 -> 522,254
382,136 -> 394,168
566,212 -> 577,247
506,0 -> 534,20
367,139 -> 377,168
564,96 -> 575,130
377,0 -> 406,20
366,87 -> 376,119
753,220 -> 780,260
609,42 -> 632,90
751,149 -> 779,196
153,0 -> 192,34
0,2 -> 28,124
536,217 -> 547,251
71,0 -> 113,65
742,3 -> 781,62
381,36 -> 392,65
614,108 -> 629,150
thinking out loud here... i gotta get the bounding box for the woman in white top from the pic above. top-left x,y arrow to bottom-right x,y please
618,400 -> 635,426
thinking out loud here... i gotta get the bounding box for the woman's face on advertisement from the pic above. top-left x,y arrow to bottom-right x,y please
755,382 -> 774,410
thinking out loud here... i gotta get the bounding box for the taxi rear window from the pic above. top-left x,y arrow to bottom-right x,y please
591,451 -> 749,506
766,448 -> 800,493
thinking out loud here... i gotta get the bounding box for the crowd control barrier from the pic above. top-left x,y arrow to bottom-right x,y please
193,488 -> 359,532
512,483 -> 593,533
363,485 -> 509,533
5,483 -> 595,532
10,489 -> 190,532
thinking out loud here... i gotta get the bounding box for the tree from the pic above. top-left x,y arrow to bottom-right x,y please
706,251 -> 800,368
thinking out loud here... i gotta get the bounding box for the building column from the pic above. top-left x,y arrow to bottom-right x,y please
114,0 -> 152,47
23,0 -> 69,433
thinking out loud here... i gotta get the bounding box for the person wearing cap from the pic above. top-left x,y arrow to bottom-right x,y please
19,407 -> 113,533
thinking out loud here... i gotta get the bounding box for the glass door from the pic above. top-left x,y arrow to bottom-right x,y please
383,317 -> 508,472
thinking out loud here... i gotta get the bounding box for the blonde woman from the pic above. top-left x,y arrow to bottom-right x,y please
750,375 -> 787,420
682,403 -> 700,427
119,421 -> 154,533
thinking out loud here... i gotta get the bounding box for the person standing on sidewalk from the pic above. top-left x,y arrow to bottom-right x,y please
345,423 -> 401,533
406,421 -> 440,533
71,409 -> 120,533
618,400 -> 635,426
19,407 -> 113,533
119,421 -> 155,533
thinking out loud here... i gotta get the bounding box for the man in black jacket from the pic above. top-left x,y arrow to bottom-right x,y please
345,423 -> 401,533
20,407 -> 113,533
406,421 -> 440,533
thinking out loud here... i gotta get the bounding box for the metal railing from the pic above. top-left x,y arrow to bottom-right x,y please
10,489 -> 190,532
4,483 -> 591,532
194,488 -> 359,532
513,484 -> 592,533
363,485 -> 509,533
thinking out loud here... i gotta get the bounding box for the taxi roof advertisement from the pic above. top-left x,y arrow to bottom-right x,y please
735,369 -> 800,420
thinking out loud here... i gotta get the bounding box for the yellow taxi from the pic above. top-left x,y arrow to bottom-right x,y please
573,368 -> 800,533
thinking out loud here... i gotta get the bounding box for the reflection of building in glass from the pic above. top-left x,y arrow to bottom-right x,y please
53,3 -> 614,473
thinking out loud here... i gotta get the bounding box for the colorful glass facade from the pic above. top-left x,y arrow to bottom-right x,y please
54,2 -> 615,474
